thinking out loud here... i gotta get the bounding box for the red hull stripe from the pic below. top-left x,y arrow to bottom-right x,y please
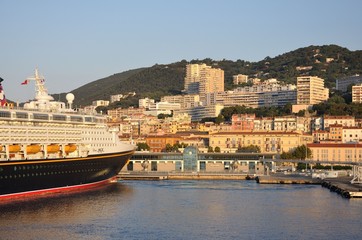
0,176 -> 118,201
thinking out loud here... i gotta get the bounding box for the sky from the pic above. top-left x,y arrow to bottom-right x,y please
1,0 -> 362,102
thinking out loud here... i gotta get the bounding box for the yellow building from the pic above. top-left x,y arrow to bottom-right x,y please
352,84 -> 362,103
297,76 -> 329,105
308,143 -> 362,163
209,131 -> 313,153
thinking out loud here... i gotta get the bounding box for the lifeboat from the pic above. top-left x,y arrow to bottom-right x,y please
0,145 -> 2,152
47,144 -> 60,153
9,145 -> 21,153
26,145 -> 42,154
65,144 -> 77,153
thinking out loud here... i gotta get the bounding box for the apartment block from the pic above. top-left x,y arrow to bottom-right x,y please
205,84 -> 297,108
336,74 -> 362,92
323,115 -> 355,130
297,76 -> 329,105
161,94 -> 201,109
184,63 -> 224,95
233,74 -> 248,85
352,84 -> 362,103
231,114 -> 255,131
174,104 -> 224,122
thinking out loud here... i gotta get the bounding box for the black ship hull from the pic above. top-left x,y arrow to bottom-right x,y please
0,150 -> 134,199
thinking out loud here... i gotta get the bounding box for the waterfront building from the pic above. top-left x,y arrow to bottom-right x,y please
336,74 -> 362,92
308,142 -> 362,163
123,149 -> 274,174
352,84 -> 362,103
233,74 -> 248,85
208,131 -> 313,153
297,76 -> 329,105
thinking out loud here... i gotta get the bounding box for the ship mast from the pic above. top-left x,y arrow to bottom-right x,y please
26,68 -> 54,101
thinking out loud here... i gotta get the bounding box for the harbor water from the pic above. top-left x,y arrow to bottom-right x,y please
0,180 -> 361,240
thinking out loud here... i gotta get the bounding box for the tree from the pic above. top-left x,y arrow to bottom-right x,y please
293,145 -> 312,160
215,114 -> 225,124
136,142 -> 150,151
236,145 -> 261,153
214,146 -> 221,152
207,146 -> 214,152
164,143 -> 173,152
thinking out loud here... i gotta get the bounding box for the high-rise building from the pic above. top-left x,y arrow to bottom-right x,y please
184,64 -> 224,95
352,84 -> 362,103
297,76 -> 329,105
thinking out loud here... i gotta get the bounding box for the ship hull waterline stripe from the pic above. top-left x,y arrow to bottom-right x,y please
0,176 -> 118,200
0,150 -> 135,166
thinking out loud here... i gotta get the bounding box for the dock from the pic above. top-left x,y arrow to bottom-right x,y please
321,177 -> 362,198
118,172 -> 253,180
118,172 -> 362,198
255,174 -> 321,184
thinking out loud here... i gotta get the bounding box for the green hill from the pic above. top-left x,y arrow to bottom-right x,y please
55,44 -> 362,108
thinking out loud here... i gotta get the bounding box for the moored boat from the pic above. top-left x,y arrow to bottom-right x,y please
0,69 -> 135,199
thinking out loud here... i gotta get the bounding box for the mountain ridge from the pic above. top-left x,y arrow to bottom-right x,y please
53,44 -> 362,108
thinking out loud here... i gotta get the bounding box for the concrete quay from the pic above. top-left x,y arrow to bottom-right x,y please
118,172 -> 362,198
118,172 -> 253,180
255,174 -> 321,184
321,177 -> 362,198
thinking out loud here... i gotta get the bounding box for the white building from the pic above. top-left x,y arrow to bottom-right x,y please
139,98 -> 155,109
92,100 -> 109,107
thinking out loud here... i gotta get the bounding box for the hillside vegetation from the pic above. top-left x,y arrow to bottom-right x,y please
54,45 -> 362,108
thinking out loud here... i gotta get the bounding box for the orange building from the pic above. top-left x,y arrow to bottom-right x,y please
329,124 -> 343,141
145,134 -> 182,152
231,114 -> 255,131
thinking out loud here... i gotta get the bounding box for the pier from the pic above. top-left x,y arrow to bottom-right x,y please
118,172 -> 253,180
118,171 -> 362,198
321,177 -> 362,198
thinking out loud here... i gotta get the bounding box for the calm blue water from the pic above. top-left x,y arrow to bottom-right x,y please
0,180 -> 361,240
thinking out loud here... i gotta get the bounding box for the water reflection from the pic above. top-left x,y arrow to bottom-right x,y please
0,180 -> 361,240
0,182 -> 134,240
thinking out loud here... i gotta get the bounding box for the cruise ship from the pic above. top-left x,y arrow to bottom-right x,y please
0,69 -> 135,199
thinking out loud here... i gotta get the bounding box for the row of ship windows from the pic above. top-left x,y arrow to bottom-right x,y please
0,111 -> 105,124
0,168 -> 102,180
0,162 -> 104,172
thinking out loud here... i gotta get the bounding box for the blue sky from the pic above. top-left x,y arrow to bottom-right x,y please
1,0 -> 362,102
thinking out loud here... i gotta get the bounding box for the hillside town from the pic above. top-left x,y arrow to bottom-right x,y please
86,63 -> 362,164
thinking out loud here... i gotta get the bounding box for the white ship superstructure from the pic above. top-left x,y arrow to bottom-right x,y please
0,68 -> 133,161
0,68 -> 135,198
